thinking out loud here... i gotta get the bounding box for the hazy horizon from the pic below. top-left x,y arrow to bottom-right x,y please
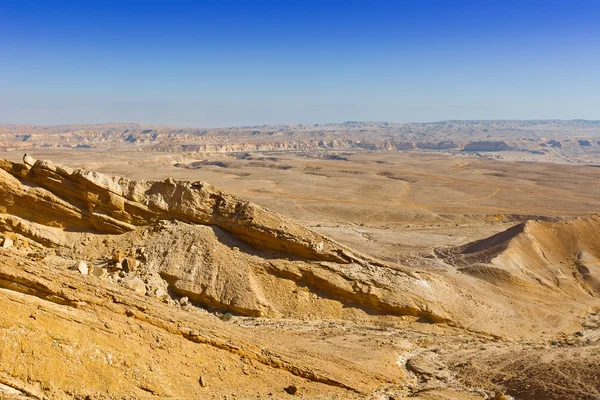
3,118 -> 600,130
2,0 -> 599,126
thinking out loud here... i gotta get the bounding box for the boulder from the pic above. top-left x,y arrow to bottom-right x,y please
198,376 -> 207,388
1,237 -> 13,249
122,257 -> 138,273
284,385 -> 298,395
72,261 -> 88,275
122,276 -> 146,296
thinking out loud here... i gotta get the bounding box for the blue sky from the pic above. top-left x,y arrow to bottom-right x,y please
1,0 -> 599,126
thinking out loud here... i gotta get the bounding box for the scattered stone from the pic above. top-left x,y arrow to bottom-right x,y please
1,237 -> 13,249
122,257 -> 138,273
23,153 -> 35,166
406,351 -> 451,381
284,385 -> 297,395
71,261 -> 88,275
575,331 -> 584,337
89,266 -> 107,278
179,297 -> 189,306
494,390 -> 509,400
198,376 -> 207,387
27,251 -> 47,261
122,276 -> 146,296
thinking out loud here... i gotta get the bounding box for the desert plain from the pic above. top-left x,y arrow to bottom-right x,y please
0,120 -> 600,399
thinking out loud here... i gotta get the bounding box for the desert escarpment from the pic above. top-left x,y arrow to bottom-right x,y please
2,120 -> 600,161
0,155 -> 363,263
0,155 -> 454,322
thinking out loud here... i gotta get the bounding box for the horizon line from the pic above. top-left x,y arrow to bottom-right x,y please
2,118 -> 600,130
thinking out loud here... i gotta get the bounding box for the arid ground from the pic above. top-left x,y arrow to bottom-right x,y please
1,121 -> 600,399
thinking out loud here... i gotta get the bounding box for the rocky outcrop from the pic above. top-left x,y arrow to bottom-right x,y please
3,156 -> 597,338
0,156 -> 366,263
0,156 -> 454,323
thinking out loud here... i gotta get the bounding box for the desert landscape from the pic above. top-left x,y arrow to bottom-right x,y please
0,121 -> 600,399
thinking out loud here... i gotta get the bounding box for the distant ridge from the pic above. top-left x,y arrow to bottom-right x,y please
2,119 -> 600,130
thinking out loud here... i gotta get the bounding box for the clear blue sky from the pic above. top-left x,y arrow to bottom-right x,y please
1,0 -> 599,126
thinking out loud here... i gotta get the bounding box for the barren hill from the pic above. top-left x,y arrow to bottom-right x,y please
437,216 -> 600,296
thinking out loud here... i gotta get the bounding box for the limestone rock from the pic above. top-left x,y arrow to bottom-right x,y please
0,156 -> 367,264
122,276 -> 146,296
1,237 -> 13,248
72,261 -> 88,275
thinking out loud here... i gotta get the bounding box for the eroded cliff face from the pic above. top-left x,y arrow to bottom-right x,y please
0,156 -> 453,323
2,120 -> 599,154
1,156 -> 599,340
0,155 -> 365,263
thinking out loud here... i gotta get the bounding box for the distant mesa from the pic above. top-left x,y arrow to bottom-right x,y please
1,120 -> 599,156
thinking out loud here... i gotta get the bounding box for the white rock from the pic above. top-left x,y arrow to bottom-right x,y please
23,154 -> 35,167
73,261 -> 88,275
1,237 -> 13,249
